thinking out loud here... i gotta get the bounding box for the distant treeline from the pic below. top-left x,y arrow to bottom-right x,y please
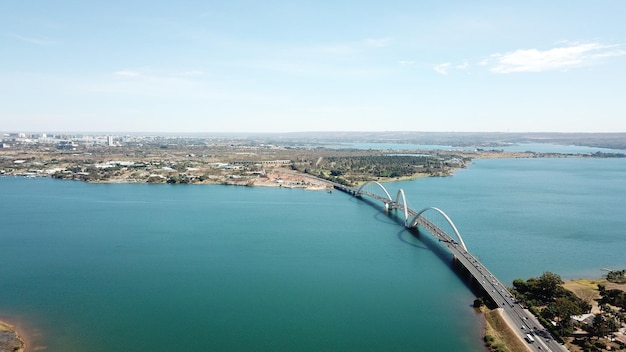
295,154 -> 465,185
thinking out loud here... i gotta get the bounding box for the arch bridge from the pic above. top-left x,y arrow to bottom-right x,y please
332,179 -> 561,350
337,179 -> 506,305
354,180 -> 467,251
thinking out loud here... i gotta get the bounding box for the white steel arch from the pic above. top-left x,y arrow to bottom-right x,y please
355,180 -> 393,201
409,207 -> 468,251
395,189 -> 409,227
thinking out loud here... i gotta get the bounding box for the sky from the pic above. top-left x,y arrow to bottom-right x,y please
1,1 -> 625,133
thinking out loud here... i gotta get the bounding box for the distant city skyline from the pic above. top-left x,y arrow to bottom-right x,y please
2,1 -> 625,133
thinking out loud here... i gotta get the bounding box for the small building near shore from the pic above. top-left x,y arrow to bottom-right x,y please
571,313 -> 595,325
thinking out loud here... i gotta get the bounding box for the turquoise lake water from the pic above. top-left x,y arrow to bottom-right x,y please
323,142 -> 626,154
1,156 -> 625,351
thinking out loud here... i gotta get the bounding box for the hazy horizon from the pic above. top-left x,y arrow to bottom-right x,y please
4,130 -> 626,137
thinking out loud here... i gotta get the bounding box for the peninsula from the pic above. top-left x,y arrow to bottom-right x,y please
0,321 -> 25,352
1,132 -> 624,188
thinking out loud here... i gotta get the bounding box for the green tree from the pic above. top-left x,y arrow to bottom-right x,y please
546,297 -> 582,335
590,313 -> 618,339
473,297 -> 484,308
607,269 -> 626,283
536,272 -> 564,302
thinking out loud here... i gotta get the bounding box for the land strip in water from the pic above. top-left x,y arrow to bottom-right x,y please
0,321 -> 25,352
1,134 -> 623,188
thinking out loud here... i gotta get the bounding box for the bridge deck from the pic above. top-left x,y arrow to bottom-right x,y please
332,182 -> 565,352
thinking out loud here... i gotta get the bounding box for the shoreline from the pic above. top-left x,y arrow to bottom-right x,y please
0,320 -> 25,352
4,146 -> 622,188
1,168 -> 440,190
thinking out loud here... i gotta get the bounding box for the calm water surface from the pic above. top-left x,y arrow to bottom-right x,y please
324,142 -> 626,154
1,178 -> 481,351
391,157 -> 626,282
1,156 -> 625,351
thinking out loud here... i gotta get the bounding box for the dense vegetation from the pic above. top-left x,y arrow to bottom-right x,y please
598,285 -> 626,310
511,272 -> 626,351
511,272 -> 591,336
295,154 -> 466,185
607,270 -> 626,284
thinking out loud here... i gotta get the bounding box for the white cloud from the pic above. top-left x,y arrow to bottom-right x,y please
592,49 -> 626,59
113,69 -> 206,79
434,63 -> 451,75
432,61 -> 470,75
436,42 -> 624,76
488,43 -> 626,73
363,37 -> 393,48
230,59 -> 389,79
8,33 -> 56,46
114,70 -> 141,78
181,70 -> 205,76
399,60 -> 416,66
306,37 -> 393,56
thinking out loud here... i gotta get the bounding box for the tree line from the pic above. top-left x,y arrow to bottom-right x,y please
511,271 -> 626,351
295,155 -> 464,185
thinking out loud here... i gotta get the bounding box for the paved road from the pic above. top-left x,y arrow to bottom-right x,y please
335,184 -> 569,351
417,217 -> 568,351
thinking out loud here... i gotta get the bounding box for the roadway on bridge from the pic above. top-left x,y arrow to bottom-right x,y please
415,215 -> 564,352
333,182 -> 568,352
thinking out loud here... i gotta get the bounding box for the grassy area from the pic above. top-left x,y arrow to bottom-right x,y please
561,278 -> 626,352
563,278 -> 626,311
562,279 -> 605,311
483,308 -> 530,352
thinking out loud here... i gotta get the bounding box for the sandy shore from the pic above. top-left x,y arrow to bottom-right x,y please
249,170 -> 334,190
0,320 -> 25,352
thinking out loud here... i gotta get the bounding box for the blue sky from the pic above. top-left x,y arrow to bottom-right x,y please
2,1 -> 625,133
